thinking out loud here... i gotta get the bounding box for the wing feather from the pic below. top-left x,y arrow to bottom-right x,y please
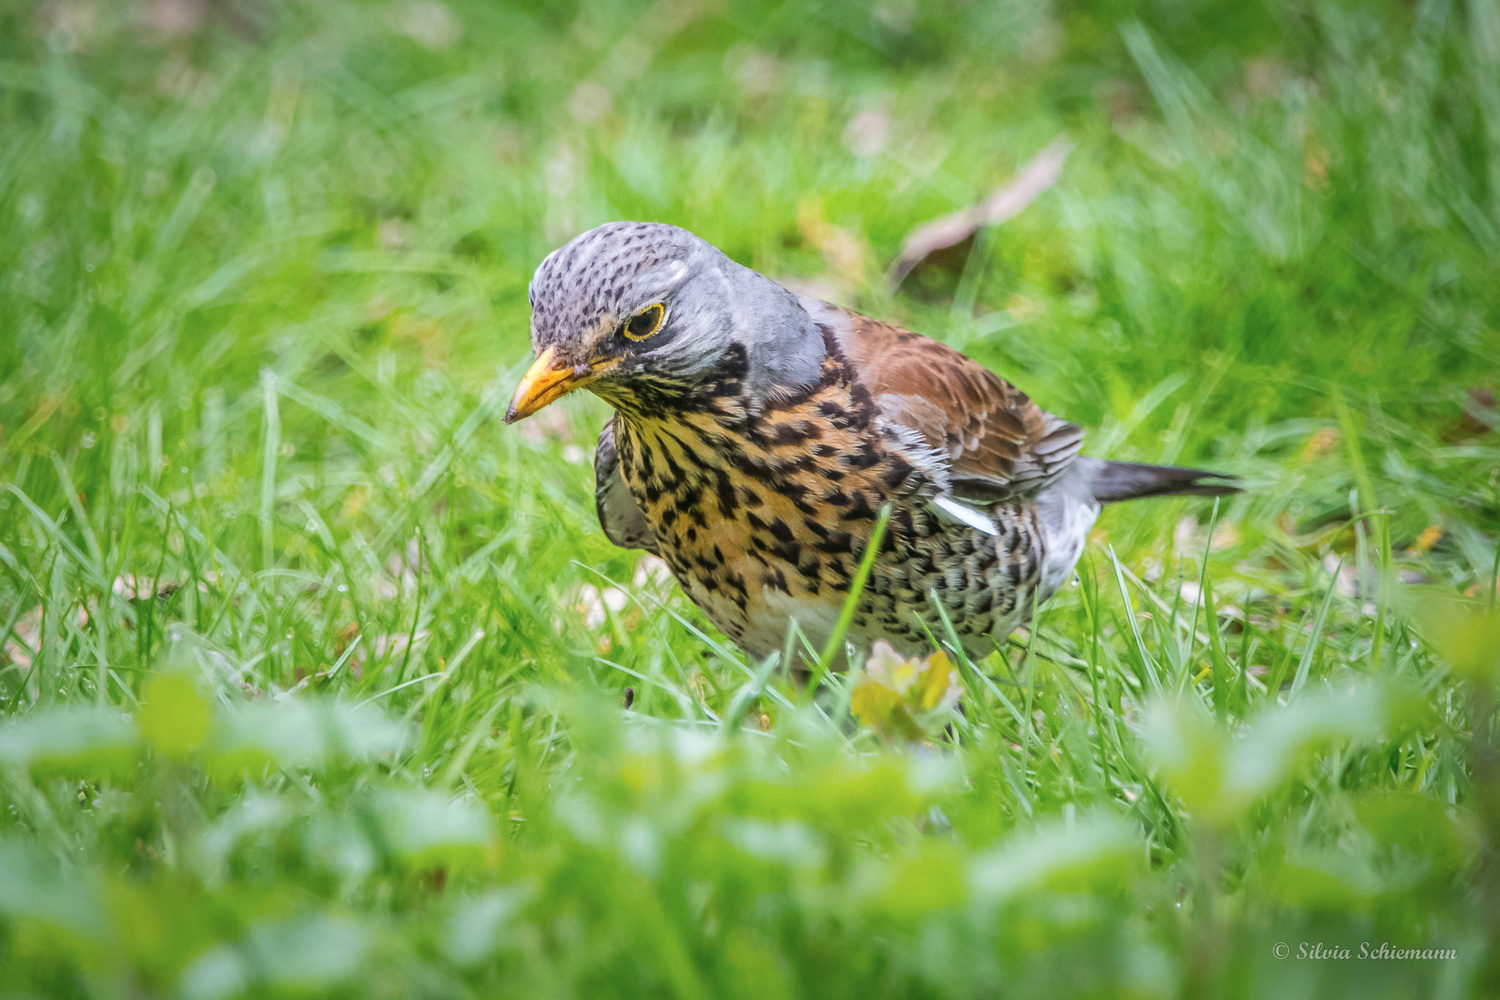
594,419 -> 659,553
806,301 -> 1084,501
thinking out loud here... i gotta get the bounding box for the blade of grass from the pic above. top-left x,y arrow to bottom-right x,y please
805,504 -> 890,696
260,370 -> 280,574
1107,544 -> 1160,693
1289,558 -> 1342,699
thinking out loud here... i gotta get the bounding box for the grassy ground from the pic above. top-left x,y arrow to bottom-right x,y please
2,0 -> 1499,996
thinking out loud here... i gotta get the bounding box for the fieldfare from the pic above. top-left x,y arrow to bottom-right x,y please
506,222 -> 1238,660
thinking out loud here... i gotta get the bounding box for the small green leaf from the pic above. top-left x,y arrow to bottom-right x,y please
0,840 -> 107,943
1139,696 -> 1228,818
138,671 -> 211,759
0,706 -> 139,777
441,887 -> 535,967
969,813 -> 1139,902
366,788 -> 495,867
1143,681 -> 1411,824
205,698 -> 409,778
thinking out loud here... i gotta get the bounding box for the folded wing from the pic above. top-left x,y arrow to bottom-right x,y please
810,302 -> 1084,502
594,419 -> 659,553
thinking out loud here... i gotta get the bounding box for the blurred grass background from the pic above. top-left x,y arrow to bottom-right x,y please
1,0 -> 1499,996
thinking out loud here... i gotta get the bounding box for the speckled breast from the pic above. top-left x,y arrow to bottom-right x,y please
610,368 -> 1046,660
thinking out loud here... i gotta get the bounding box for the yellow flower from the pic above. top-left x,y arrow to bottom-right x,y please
851,642 -> 961,740
850,677 -> 902,728
916,651 -> 958,711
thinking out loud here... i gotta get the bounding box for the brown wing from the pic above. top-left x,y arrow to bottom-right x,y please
811,301 -> 1084,501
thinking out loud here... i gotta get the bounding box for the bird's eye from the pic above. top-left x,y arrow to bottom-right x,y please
622,303 -> 666,341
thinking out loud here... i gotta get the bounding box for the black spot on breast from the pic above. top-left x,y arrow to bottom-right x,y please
882,457 -> 914,490
714,470 -> 738,517
779,480 -> 809,503
818,532 -> 853,555
842,491 -> 877,522
720,446 -> 756,476
723,569 -> 748,600
769,421 -> 818,445
847,443 -> 881,470
789,494 -> 820,517
760,567 -> 791,593
658,439 -> 687,481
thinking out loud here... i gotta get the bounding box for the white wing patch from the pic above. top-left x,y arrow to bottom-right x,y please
930,494 -> 999,536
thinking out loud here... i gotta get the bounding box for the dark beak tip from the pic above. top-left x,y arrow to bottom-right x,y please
503,406 -> 520,425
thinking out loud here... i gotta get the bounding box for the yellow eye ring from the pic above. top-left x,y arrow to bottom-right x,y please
622,303 -> 666,341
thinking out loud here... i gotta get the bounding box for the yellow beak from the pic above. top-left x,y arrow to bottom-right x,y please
504,346 -> 606,424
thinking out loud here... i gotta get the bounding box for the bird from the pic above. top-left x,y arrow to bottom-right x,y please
505,221 -> 1239,662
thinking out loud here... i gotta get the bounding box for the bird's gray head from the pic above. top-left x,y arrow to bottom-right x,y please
505,221 -> 825,423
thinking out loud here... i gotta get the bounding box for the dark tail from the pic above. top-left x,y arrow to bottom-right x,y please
1088,459 -> 1242,504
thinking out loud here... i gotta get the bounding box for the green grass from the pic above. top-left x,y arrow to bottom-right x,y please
2,0 -> 1499,996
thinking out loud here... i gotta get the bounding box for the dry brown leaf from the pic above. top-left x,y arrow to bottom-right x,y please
1444,387 -> 1495,443
887,137 -> 1072,290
